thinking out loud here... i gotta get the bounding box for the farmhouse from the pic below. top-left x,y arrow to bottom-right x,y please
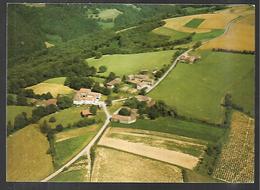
135,95 -> 155,107
73,88 -> 101,105
179,53 -> 201,64
106,78 -> 121,89
127,74 -> 154,90
81,109 -> 93,117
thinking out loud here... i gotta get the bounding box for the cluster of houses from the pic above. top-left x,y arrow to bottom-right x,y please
126,74 -> 154,90
179,53 -> 201,64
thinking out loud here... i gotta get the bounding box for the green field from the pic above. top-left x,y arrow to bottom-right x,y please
111,117 -> 226,143
87,50 -> 176,76
153,27 -> 224,42
98,9 -> 122,20
43,77 -> 66,85
7,124 -> 54,181
39,106 -> 106,129
54,128 -> 98,167
153,27 -> 190,41
7,106 -> 34,126
185,18 -> 205,28
192,29 -> 224,41
149,51 -> 255,124
50,170 -> 85,182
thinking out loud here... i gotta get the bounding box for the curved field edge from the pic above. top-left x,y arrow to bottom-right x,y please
7,124 -> 54,181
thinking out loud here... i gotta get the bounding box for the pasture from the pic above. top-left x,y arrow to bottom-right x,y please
98,9 -> 122,20
111,117 -> 226,143
7,124 -> 53,181
213,111 -> 254,182
200,12 -> 255,51
87,50 -> 176,76
26,82 -> 74,98
39,106 -> 106,129
7,106 -> 33,126
43,77 -> 66,85
54,125 -> 99,167
149,50 -> 255,124
184,18 -> 205,28
91,147 -> 183,182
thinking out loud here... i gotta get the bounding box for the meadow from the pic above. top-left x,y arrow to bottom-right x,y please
7,124 -> 53,181
43,77 -> 66,85
54,126 -> 99,167
7,105 -> 33,126
184,18 -> 205,28
149,50 -> 255,124
86,50 -> 176,76
111,117 -> 226,143
26,82 -> 74,98
39,106 -> 106,129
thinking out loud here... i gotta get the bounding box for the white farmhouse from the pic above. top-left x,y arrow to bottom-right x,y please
73,88 -> 101,105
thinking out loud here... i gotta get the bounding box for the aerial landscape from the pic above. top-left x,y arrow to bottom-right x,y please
6,3 -> 255,183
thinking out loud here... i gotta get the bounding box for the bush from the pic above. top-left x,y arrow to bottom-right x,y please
76,118 -> 96,128
56,124 -> 64,132
57,96 -> 73,110
98,65 -> 107,73
118,108 -> 131,116
49,116 -> 56,123
90,105 -> 98,115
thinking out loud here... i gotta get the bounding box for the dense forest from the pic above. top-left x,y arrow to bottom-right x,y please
8,4 -> 225,94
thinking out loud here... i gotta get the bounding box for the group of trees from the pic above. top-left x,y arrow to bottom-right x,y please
212,48 -> 255,55
92,82 -> 111,96
124,98 -> 176,120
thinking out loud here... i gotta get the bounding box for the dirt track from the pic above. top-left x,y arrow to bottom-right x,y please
98,135 -> 199,169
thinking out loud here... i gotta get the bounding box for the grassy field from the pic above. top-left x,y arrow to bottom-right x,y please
43,77 -> 66,85
87,50 -> 176,76
54,127 -> 98,167
213,111 -> 254,182
91,147 -> 183,182
26,82 -> 74,98
7,106 -> 34,126
39,106 -> 106,129
50,155 -> 88,182
98,9 -> 122,20
152,27 -> 190,41
111,117 -> 226,143
153,27 -> 224,42
185,18 -> 205,28
201,12 -> 255,51
149,50 -> 255,124
7,124 -> 54,181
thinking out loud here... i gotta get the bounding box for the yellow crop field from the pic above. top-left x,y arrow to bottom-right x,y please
163,13 -> 238,33
200,13 -> 255,51
213,112 -> 254,183
7,124 -> 54,181
26,82 -> 74,98
91,147 -> 183,182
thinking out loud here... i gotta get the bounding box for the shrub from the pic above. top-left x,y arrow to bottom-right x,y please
49,116 -> 56,123
56,124 -> 64,132
118,108 -> 131,116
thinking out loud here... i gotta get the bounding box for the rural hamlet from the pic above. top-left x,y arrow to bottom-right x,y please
6,3 -> 255,185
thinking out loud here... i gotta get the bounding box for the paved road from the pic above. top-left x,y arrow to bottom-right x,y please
41,13 -> 243,182
41,102 -> 111,182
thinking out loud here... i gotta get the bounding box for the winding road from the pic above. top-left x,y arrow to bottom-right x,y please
41,12 -> 243,182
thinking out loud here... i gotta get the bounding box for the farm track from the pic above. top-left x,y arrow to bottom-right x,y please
41,11 -> 248,182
